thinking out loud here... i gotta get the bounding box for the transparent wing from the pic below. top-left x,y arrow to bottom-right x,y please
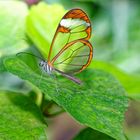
48,8 -> 92,63
51,40 -> 93,74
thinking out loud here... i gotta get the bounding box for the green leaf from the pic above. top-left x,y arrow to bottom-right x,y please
0,1 -> 28,56
89,60 -> 140,100
26,2 -> 66,58
0,57 -> 6,72
4,56 -> 128,140
73,128 -> 115,140
0,90 -> 47,140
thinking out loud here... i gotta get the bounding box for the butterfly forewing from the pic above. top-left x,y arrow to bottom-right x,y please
48,9 -> 93,74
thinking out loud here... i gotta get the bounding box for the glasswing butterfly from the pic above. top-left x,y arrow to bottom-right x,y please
17,8 -> 93,84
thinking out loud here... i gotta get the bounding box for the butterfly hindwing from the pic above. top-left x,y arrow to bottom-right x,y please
51,39 -> 92,74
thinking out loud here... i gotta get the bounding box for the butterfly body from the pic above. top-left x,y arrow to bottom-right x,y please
39,61 -> 53,74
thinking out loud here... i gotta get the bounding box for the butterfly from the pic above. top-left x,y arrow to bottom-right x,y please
18,8 -> 93,84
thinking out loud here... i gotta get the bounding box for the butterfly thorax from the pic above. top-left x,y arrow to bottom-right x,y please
39,60 -> 53,74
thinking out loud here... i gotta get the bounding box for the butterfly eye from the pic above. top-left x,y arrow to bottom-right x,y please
39,61 -> 44,67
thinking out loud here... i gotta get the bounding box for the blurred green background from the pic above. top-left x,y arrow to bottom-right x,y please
0,0 -> 140,140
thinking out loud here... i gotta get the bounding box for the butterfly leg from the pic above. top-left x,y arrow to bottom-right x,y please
37,69 -> 44,89
50,72 -> 60,94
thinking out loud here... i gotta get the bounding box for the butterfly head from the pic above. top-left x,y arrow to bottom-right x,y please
39,60 -> 46,67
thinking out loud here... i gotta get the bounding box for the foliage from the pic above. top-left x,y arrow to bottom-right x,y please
73,128 -> 115,140
26,2 -> 66,58
0,1 -> 28,56
0,91 -> 47,140
3,56 -> 128,140
90,61 -> 140,100
0,0 -> 140,140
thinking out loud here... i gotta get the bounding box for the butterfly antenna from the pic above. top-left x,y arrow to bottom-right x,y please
16,52 -> 44,60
